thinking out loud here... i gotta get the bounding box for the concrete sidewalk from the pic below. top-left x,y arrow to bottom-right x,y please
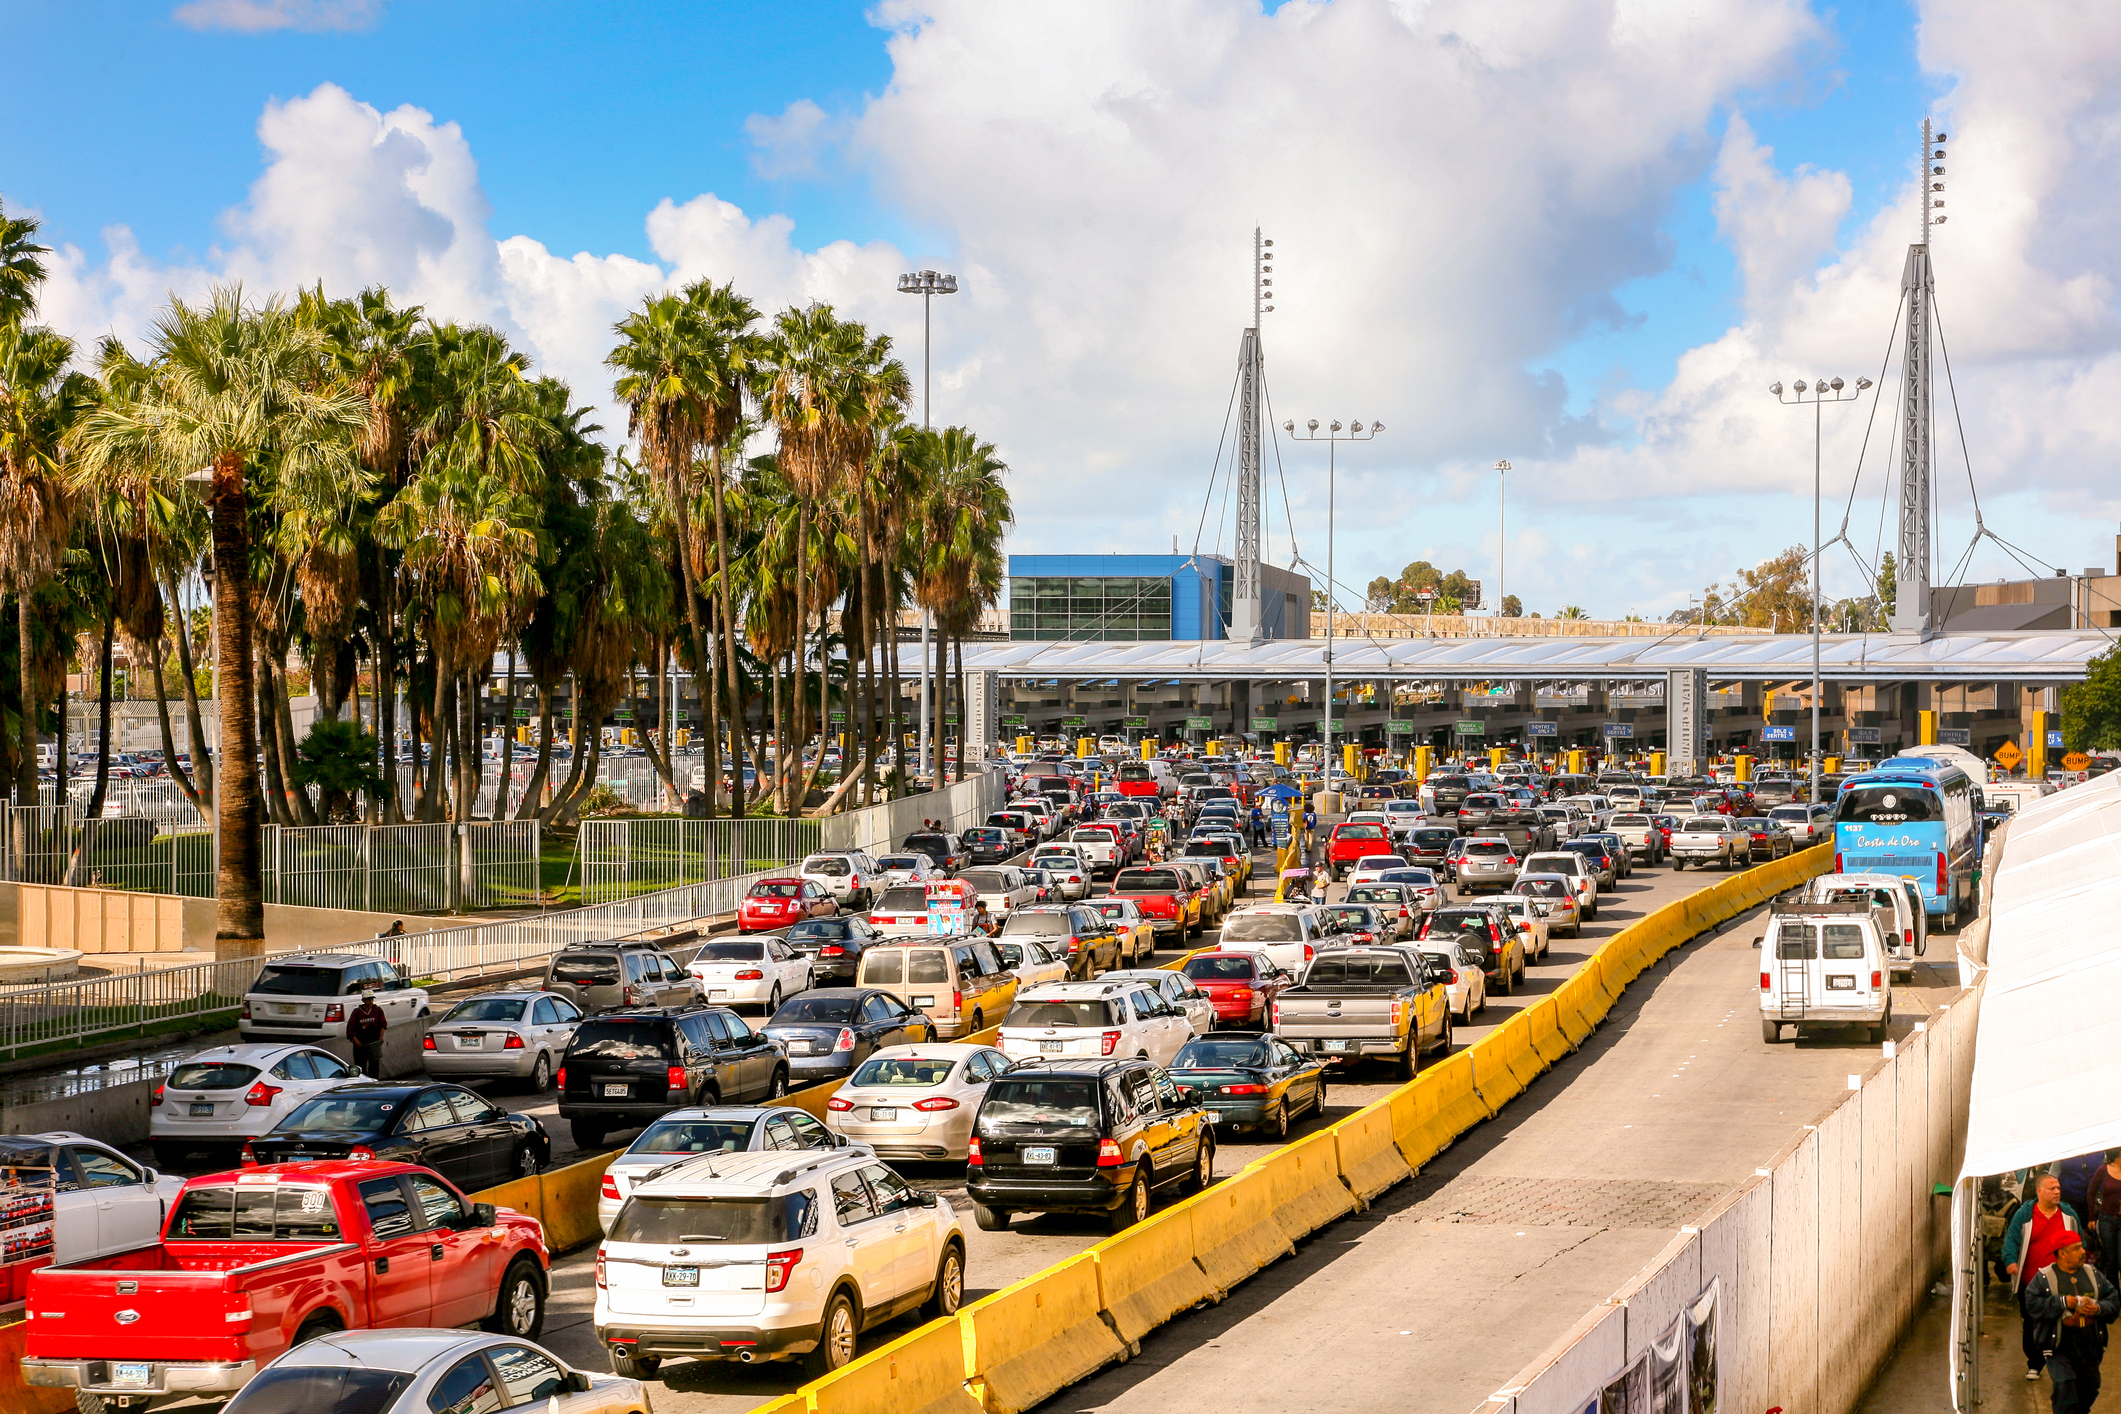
1041,907 -> 1963,1414
1856,1278 -> 2051,1414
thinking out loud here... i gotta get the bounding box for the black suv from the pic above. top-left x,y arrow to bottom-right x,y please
557,1007 -> 789,1150
967,1057 -> 1212,1234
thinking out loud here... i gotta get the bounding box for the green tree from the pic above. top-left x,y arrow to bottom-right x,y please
2062,643 -> 2121,751
291,718 -> 385,823
1877,552 -> 1897,619
1557,605 -> 1587,619
0,199 -> 49,326
1500,594 -> 1523,617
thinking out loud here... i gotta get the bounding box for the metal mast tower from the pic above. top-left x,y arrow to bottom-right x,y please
1892,119 -> 1946,636
1230,228 -> 1271,643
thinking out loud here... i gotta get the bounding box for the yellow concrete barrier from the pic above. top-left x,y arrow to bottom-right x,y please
1420,1048 -> 1494,1140
1523,998 -> 1571,1067
475,1172 -> 544,1226
963,1253 -> 1128,1414
1089,1204 -> 1215,1345
807,1314 -> 982,1414
1330,1099 -> 1412,1201
1550,972 -> 1604,1046
1496,1015 -> 1548,1089
1467,1034 -> 1525,1110
1387,1068 -> 1453,1170
1185,1168 -> 1291,1292
1245,1129 -> 1356,1243
537,1146 -> 617,1254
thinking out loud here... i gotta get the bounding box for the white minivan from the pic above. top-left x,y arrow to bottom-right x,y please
1803,873 -> 1926,978
1758,901 -> 1893,1043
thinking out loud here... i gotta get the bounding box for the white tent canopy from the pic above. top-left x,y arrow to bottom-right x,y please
1959,767 -> 2121,1180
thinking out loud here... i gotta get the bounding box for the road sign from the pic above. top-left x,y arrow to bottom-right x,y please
1251,717 -> 1279,731
829,711 -> 846,723
1185,716 -> 1213,730
1061,716 -> 1086,727
2048,731 -> 2066,748
1001,714 -> 1027,726
1993,740 -> 2024,770
1847,727 -> 1883,745
1937,728 -> 1972,746
2064,751 -> 2092,771
1386,720 -> 1415,734
1453,720 -> 1485,736
1525,721 -> 1559,737
1123,717 -> 1148,729
1602,723 -> 1634,738
1762,725 -> 1797,742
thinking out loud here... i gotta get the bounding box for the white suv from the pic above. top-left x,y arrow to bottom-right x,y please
240,952 -> 428,1043
1518,852 -> 1599,921
799,852 -> 879,911
998,980 -> 1192,1067
594,1148 -> 965,1379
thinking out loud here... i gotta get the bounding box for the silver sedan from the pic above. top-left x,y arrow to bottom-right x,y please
219,1329 -> 646,1414
822,1043 -> 1015,1161
420,989 -> 582,1091
596,1105 -> 859,1231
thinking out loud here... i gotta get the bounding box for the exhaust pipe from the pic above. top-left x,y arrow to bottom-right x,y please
737,1350 -> 757,1363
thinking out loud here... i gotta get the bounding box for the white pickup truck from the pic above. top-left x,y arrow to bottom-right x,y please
1667,815 -> 1747,870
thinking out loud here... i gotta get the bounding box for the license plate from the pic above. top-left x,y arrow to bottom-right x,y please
113,1364 -> 151,1389
1826,975 -> 1856,990
1039,1040 -> 1064,1053
274,1004 -> 298,1015
189,1102 -> 214,1117
662,1266 -> 700,1287
788,1041 -> 815,1055
1201,1110 -> 1221,1124
1022,1146 -> 1057,1164
709,990 -> 729,1001
870,1107 -> 897,1121
459,1035 -> 482,1048
601,1082 -> 630,1097
1321,1039 -> 1354,1053
912,996 -> 935,1008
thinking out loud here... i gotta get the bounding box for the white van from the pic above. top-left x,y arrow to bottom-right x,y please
1803,873 -> 1926,978
1758,901 -> 1892,1043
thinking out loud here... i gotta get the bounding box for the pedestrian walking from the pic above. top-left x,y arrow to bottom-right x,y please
2026,1229 -> 2119,1413
347,988 -> 389,1079
2086,1155 -> 2121,1289
2010,1175 -> 2092,1379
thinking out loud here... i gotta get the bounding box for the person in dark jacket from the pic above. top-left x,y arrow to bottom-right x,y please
2011,1176 -> 2093,1378
2026,1229 -> 2120,1413
347,989 -> 388,1078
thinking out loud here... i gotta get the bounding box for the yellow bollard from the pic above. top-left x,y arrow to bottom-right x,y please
1414,744 -> 1432,783
1824,754 -> 1841,775
2029,710 -> 2049,779
1735,753 -> 1753,782
1206,739 -> 1222,756
1649,750 -> 1666,777
1918,710 -> 1936,746
1141,738 -> 1157,760
1567,748 -> 1585,776
1077,737 -> 1092,758
1015,734 -> 1031,755
1274,741 -> 1289,767
1343,743 -> 1359,777
1488,747 -> 1504,773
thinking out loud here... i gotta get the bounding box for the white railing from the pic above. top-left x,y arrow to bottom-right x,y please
817,771 -> 1005,857
576,817 -> 823,906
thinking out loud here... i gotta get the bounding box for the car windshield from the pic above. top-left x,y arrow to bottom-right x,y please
1836,785 -> 1941,824
440,998 -> 528,1023
568,1019 -> 671,1061
1005,999 -> 1117,1028
964,828 -> 1004,843
1174,1039 -> 1273,1068
610,1194 -> 812,1245
749,881 -> 803,898
1183,955 -> 1260,980
787,919 -> 852,941
1223,914 -> 1303,942
167,1060 -> 262,1091
627,1118 -> 759,1155
220,1368 -> 413,1414
693,942 -> 765,963
980,1076 -> 1101,1127
1465,842 -> 1512,857
802,857 -> 851,876
277,1094 -> 402,1132
850,1056 -> 958,1086
250,966 -> 341,997
771,997 -> 858,1024
1346,888 -> 1403,904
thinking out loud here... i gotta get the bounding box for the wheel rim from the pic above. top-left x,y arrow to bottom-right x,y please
828,1301 -> 857,1366
1198,1143 -> 1214,1183
1132,1179 -> 1150,1222
534,1055 -> 550,1089
941,1251 -> 963,1311
772,1070 -> 787,1098
508,1276 -> 537,1334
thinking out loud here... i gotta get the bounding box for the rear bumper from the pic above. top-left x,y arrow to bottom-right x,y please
598,1320 -> 822,1362
1282,1034 -> 1408,1061
423,1050 -> 543,1078
560,1092 -> 686,1122
24,1359 -> 258,1396
967,1171 -> 1129,1213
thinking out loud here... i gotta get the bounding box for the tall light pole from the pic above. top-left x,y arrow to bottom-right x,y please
898,268 -> 957,782
1494,460 -> 1510,621
1770,374 -> 1869,803
1285,418 -> 1382,781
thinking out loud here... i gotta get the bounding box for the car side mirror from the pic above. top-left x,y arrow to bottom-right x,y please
470,1203 -> 499,1227
916,1190 -> 939,1208
567,1372 -> 594,1394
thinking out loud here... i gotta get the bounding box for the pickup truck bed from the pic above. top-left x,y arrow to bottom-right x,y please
1271,947 -> 1450,1079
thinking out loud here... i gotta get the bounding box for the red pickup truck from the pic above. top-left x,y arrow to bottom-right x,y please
1109,865 -> 1197,941
1324,821 -> 1397,880
23,1161 -> 548,1408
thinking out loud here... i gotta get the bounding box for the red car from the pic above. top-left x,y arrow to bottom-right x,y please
1180,950 -> 1294,1027
738,876 -> 839,932
1324,820 -> 1394,880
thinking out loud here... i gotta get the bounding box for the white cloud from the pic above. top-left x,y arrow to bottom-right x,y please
171,0 -> 381,33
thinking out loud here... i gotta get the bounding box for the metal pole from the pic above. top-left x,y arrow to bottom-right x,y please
1324,436 -> 1335,774
1812,391 -> 1823,804
919,286 -> 933,784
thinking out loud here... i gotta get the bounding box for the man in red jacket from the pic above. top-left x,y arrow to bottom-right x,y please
2011,1175 -> 2091,1380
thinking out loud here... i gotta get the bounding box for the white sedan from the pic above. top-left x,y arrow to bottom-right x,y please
1418,941 -> 1490,1021
686,936 -> 815,1013
2,1132 -> 186,1265
149,1042 -> 365,1165
874,852 -> 944,888
1028,846 -> 1093,900
994,937 -> 1072,987
822,1043 -> 1016,1161
1347,855 -> 1412,887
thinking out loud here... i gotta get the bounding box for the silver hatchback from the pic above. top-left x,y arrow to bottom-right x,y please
422,990 -> 584,1091
1453,838 -> 1520,895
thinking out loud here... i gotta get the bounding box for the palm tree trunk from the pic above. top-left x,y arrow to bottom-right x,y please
162,566 -> 213,808
210,458 -> 265,948
148,634 -> 205,815
517,679 -> 555,820
708,464 -> 747,820
85,614 -> 116,819
791,506 -> 810,812
453,671 -> 474,826
952,630 -> 965,783
541,689 -> 593,823
495,648 -> 517,820
15,591 -> 36,809
272,655 -> 316,826
770,651 -> 786,815
375,573 -> 398,823
424,649 -> 449,822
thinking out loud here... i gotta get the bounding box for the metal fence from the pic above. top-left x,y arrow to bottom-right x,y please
576,816 -> 822,906
263,821 -> 540,915
817,770 -> 1006,858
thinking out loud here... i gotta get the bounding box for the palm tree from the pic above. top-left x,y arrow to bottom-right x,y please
0,321 -> 93,809
69,286 -> 365,950
0,199 -> 48,326
915,427 -> 1012,781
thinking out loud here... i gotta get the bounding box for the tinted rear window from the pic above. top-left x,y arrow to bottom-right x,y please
167,1184 -> 344,1241
1303,954 -> 1418,986
960,870 -> 1009,891
1006,999 -> 1118,1028
168,1061 -> 262,1091
568,1019 -> 673,1060
1836,785 -> 1940,824
1183,955 -> 1259,980
749,881 -> 803,898
787,919 -> 852,941
772,997 -> 859,1023
876,887 -> 929,912
611,1194 -> 813,1245
693,942 -> 765,962
214,1367 -> 411,1414
1465,842 -> 1512,857
904,835 -> 951,855
1223,914 -> 1302,942
1114,870 -> 1184,891
981,1076 -> 1102,1125
552,955 -> 621,985
250,967 -> 341,997
802,857 -> 851,875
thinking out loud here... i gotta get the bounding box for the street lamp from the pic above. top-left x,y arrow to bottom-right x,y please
898,269 -> 958,782
1770,374 -> 1870,804
1494,460 -> 1510,623
1284,418 -> 1383,783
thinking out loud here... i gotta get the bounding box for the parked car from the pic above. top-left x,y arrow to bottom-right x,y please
0,1132 -> 185,1265
780,915 -> 888,983
420,991 -> 583,1092
150,1044 -> 365,1164
684,937 -> 816,1014
1167,1032 -> 1328,1138
559,1008 -> 791,1150
761,987 -> 935,1084
854,937 -> 1021,1038
594,1105 -> 852,1231
1270,946 -> 1452,1078
543,940 -> 700,1013
213,1330 -> 644,1414
822,1043 -> 1015,1161
594,1147 -> 965,1378
966,1057 -> 1213,1233
22,1163 -> 552,1406
239,953 -> 428,1044
738,876 -> 841,933
244,1081 -> 552,1189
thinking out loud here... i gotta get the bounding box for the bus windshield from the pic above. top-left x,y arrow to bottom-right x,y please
1835,785 -> 1940,824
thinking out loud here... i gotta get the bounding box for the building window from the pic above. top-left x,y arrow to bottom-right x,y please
1009,577 -> 1173,641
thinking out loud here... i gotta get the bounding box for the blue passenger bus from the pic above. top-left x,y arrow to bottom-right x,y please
1832,757 -> 1981,929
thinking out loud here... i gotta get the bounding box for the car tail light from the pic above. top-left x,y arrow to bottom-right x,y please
1269,1001 -> 1281,1028
1100,1029 -> 1121,1056
556,1067 -> 566,1090
600,1174 -> 621,1200
1389,998 -> 1406,1028
821,945 -> 845,957
324,1004 -> 344,1023
1936,854 -> 1948,895
1097,1138 -> 1124,1167
1447,969 -> 1461,984
1224,1084 -> 1266,1095
1871,971 -> 1882,989
1834,851 -> 1843,873
827,1096 -> 854,1111
967,1136 -> 983,1165
834,1028 -> 856,1053
422,1034 -> 437,1050
501,1032 -> 526,1050
667,1065 -> 687,1091
765,1248 -> 802,1293
1760,972 -> 1772,991
245,1081 -> 282,1107
595,1251 -> 607,1289
952,990 -> 964,1017
1303,945 -> 1315,963
735,969 -> 764,981
622,986 -> 636,1006
239,1000 -> 251,1020
240,1140 -> 257,1165
348,1146 -> 376,1162
150,1085 -> 165,1108
1231,986 -> 1253,1000
914,1097 -> 960,1111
